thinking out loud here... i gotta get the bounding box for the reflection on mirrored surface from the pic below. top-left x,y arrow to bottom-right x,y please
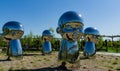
1,21 -> 24,59
57,11 -> 84,63
84,27 -> 100,43
9,39 -> 23,57
84,27 -> 100,57
42,30 -> 53,54
2,21 -> 24,40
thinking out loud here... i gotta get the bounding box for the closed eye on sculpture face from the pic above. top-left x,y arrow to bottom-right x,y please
64,22 -> 82,29
64,24 -> 72,30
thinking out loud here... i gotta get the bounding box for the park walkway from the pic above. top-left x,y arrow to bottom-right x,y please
97,52 -> 120,56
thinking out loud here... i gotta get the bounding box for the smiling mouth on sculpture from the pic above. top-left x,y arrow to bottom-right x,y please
65,32 -> 83,42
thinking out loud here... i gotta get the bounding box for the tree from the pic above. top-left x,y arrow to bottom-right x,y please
95,36 -> 104,51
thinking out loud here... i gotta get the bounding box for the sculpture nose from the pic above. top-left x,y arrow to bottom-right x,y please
72,30 -> 79,39
73,28 -> 77,31
73,28 -> 79,32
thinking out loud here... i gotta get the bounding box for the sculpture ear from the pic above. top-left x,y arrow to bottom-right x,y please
56,27 -> 62,34
4,28 -> 10,35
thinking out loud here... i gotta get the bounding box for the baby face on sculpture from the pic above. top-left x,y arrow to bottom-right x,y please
2,21 -> 24,40
84,27 -> 100,43
57,11 -> 84,41
42,30 -> 53,41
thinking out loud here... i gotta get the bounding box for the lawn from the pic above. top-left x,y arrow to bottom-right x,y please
0,51 -> 120,71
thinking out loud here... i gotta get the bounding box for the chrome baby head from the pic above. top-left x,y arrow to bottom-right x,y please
2,21 -> 24,40
56,11 -> 84,41
84,27 -> 100,43
42,30 -> 53,41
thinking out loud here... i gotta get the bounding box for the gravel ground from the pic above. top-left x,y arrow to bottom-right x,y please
0,51 -> 120,71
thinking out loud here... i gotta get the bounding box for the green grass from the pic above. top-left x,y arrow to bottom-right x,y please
108,47 -> 120,53
97,46 -> 120,53
0,68 -> 4,71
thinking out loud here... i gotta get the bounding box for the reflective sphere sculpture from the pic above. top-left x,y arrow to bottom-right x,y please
84,27 -> 100,43
57,11 -> 84,63
42,30 -> 53,54
84,27 -> 100,57
2,21 -> 24,40
2,21 -> 24,58
57,11 -> 84,41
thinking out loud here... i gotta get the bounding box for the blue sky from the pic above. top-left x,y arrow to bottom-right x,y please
0,0 -> 120,38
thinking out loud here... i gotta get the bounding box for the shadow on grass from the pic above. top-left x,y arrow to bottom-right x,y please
22,53 -> 41,56
0,59 -> 11,62
80,55 -> 96,60
9,67 -> 72,71
9,62 -> 72,71
0,56 -> 12,62
80,56 -> 90,60
0,53 -> 41,62
23,53 -> 53,56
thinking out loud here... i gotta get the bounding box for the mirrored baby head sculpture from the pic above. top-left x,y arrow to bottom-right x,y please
57,11 -> 84,63
2,21 -> 24,59
83,27 -> 100,57
57,11 -> 84,41
2,21 -> 24,40
42,30 -> 53,54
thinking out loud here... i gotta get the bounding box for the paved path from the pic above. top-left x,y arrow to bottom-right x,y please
96,52 -> 120,56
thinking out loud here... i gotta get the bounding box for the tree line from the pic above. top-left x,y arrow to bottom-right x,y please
0,31 -> 120,52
